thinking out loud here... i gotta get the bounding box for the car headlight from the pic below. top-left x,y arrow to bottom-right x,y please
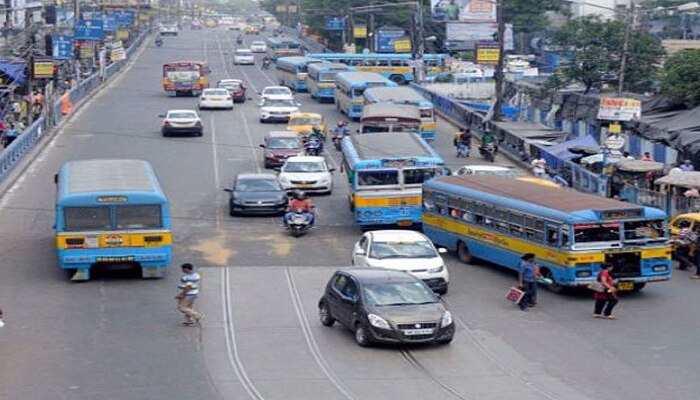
232,197 -> 244,205
441,311 -> 453,328
367,313 -> 390,330
428,265 -> 444,274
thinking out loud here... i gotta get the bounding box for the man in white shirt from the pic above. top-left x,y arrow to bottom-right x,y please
531,156 -> 547,177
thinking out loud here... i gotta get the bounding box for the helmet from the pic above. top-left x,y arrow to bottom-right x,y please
312,126 -> 321,132
296,190 -> 307,199
336,121 -> 347,127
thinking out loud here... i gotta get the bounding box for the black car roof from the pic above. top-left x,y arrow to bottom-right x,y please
339,268 -> 418,284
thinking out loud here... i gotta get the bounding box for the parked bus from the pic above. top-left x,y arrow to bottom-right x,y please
341,132 -> 444,227
335,72 -> 397,119
422,175 -> 672,292
363,86 -> 437,141
162,61 -> 209,97
306,53 -> 449,84
360,104 -> 421,135
275,56 -> 324,92
54,159 -> 172,281
307,62 -> 355,102
266,38 -> 303,60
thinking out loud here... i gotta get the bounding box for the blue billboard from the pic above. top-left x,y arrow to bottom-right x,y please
112,10 -> 135,25
375,27 -> 408,53
103,16 -> 117,32
52,35 -> 74,60
325,17 -> 345,31
75,19 -> 104,41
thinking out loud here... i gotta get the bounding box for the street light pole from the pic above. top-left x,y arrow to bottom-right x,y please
617,1 -> 634,97
491,0 -> 505,122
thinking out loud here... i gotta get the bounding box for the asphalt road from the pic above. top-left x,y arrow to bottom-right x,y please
0,27 -> 698,400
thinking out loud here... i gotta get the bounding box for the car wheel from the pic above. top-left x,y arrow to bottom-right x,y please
229,208 -> 236,217
541,268 -> 565,294
354,323 -> 372,347
437,285 -> 448,295
162,131 -> 170,137
196,130 -> 203,137
318,302 -> 335,327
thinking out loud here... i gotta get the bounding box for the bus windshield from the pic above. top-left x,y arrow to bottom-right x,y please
164,65 -> 200,82
573,223 -> 621,243
318,72 -> 337,82
623,220 -> 666,242
358,170 -> 398,186
404,168 -> 437,185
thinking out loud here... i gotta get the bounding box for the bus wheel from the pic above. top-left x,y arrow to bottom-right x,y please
348,197 -> 355,212
389,75 -> 406,85
541,269 -> 564,294
457,241 -> 472,264
632,283 -> 646,292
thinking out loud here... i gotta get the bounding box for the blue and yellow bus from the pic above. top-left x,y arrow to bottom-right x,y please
307,62 -> 355,102
363,86 -> 437,141
335,72 -> 397,119
306,53 -> 449,84
55,159 -> 172,281
266,38 -> 303,60
422,175 -> 672,292
275,56 -> 324,92
341,132 -> 444,227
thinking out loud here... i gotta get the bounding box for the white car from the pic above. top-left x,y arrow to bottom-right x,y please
250,41 -> 267,53
160,109 -> 202,137
260,86 -> 294,101
198,88 -> 234,110
159,24 -> 179,36
233,49 -> 255,65
277,156 -> 334,194
259,98 -> 300,123
352,230 -> 449,294
455,165 -> 515,177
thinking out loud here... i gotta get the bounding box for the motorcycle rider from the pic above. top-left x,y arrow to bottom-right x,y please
332,121 -> 349,143
155,36 -> 163,46
309,126 -> 324,141
453,128 -> 471,157
262,55 -> 272,69
480,128 -> 498,155
284,190 -> 315,227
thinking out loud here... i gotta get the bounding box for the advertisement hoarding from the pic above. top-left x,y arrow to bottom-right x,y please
597,98 -> 642,121
353,25 -> 367,38
325,17 -> 345,31
445,22 -> 513,51
74,19 -> 104,41
431,0 -> 496,22
375,28 -> 410,53
51,35 -> 74,60
33,57 -> 54,79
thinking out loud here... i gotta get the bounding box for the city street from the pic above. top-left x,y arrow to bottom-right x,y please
0,27 -> 698,400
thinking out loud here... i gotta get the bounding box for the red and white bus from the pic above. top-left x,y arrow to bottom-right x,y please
162,61 -> 209,97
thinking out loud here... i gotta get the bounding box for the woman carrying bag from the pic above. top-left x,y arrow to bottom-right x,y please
593,263 -> 618,320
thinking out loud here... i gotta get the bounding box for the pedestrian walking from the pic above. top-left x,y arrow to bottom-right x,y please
673,220 -> 696,270
517,253 -> 540,311
593,263 -> 618,319
175,263 -> 203,326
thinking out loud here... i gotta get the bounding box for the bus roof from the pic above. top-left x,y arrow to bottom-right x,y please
426,175 -> 665,221
276,56 -> 323,64
349,132 -> 438,160
307,53 -> 446,59
364,86 -> 430,104
336,71 -> 393,84
163,61 -> 206,67
59,159 -> 163,196
308,62 -> 353,71
361,103 -> 420,120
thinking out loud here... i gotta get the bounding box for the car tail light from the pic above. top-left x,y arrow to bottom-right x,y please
163,120 -> 171,126
235,90 -> 243,95
226,96 -> 232,100
200,97 -> 206,101
195,121 -> 202,126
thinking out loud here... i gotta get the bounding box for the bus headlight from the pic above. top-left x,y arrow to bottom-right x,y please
576,270 -> 592,278
652,265 -> 668,272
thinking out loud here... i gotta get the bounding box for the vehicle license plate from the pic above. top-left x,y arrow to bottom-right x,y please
403,328 -> 434,335
96,256 -> 135,262
397,220 -> 413,226
297,184 -> 312,188
617,281 -> 635,291
212,98 -> 222,102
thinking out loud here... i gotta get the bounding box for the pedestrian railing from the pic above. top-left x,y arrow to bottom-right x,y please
0,29 -> 150,186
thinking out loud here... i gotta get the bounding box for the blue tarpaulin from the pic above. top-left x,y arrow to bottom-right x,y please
0,62 -> 27,85
541,134 -> 599,169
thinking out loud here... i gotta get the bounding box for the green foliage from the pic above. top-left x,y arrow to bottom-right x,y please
552,15 -> 665,93
502,0 -> 569,34
661,49 -> 700,107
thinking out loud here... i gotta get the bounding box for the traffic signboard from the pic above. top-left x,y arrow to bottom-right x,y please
325,17 -> 345,31
51,35 -> 74,60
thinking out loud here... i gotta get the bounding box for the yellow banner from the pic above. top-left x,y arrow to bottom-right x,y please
33,61 -> 54,79
353,26 -> 367,38
393,39 -> 412,53
476,48 -> 500,64
117,28 -> 129,39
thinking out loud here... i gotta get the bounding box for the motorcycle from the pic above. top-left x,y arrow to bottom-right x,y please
155,38 -> 163,47
479,143 -> 496,162
331,128 -> 348,151
305,138 -> 323,156
236,37 -> 244,45
262,59 -> 271,70
456,142 -> 470,158
287,209 -> 312,238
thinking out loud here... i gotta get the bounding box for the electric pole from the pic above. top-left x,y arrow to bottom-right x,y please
492,0 -> 506,122
617,1 -> 634,97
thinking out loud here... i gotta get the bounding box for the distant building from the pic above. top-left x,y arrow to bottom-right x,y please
570,0 -> 629,19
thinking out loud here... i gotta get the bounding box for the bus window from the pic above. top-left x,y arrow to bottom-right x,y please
115,205 -> 163,229
352,88 -> 365,97
64,206 -> 111,231
376,59 -> 390,66
364,59 -> 377,66
574,223 -> 621,243
404,168 -> 436,185
350,59 -> 364,66
358,170 -> 399,186
420,108 -> 433,119
546,224 -> 559,246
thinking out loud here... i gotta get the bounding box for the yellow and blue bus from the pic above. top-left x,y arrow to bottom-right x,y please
307,62 -> 355,102
266,38 -> 303,60
363,86 -> 437,141
275,56 -> 324,92
306,53 -> 449,84
341,132 -> 444,227
422,175 -> 672,293
360,103 -> 422,135
335,71 -> 397,119
54,159 -> 172,281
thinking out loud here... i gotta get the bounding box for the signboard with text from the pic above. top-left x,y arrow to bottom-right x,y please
445,22 -> 513,51
325,17 -> 345,31
33,57 -> 54,79
597,98 -> 642,121
476,43 -> 500,64
353,25 -> 367,38
51,35 -> 74,60
75,19 -> 104,41
430,0 -> 496,22
376,28 -> 409,53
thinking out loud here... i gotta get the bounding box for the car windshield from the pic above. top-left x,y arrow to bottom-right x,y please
369,240 -> 436,259
264,99 -> 295,107
363,281 -> 437,307
236,50 -> 252,54
252,41 -> 265,46
220,82 -> 242,90
236,178 -> 281,192
283,161 -> 325,172
289,118 -> 321,125
268,138 -> 301,149
168,112 -> 197,119
573,223 -> 621,243
264,88 -> 291,95
205,89 -> 228,96
623,220 -> 667,242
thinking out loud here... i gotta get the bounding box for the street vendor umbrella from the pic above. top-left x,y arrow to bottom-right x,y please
655,171 -> 700,189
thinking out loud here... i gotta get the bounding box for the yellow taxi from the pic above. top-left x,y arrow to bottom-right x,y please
244,25 -> 260,34
669,213 -> 700,237
516,176 -> 563,188
287,113 -> 327,139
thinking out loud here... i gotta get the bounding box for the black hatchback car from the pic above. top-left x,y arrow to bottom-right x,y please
318,268 -> 455,347
224,173 -> 287,216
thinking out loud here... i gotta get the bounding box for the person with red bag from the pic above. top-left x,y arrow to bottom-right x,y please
593,263 -> 618,320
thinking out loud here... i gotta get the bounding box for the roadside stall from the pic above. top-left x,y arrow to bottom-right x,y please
655,171 -> 700,215
616,159 -> 666,204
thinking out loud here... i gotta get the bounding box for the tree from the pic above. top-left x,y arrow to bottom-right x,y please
502,0 -> 569,34
661,49 -> 700,107
551,15 -> 665,94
